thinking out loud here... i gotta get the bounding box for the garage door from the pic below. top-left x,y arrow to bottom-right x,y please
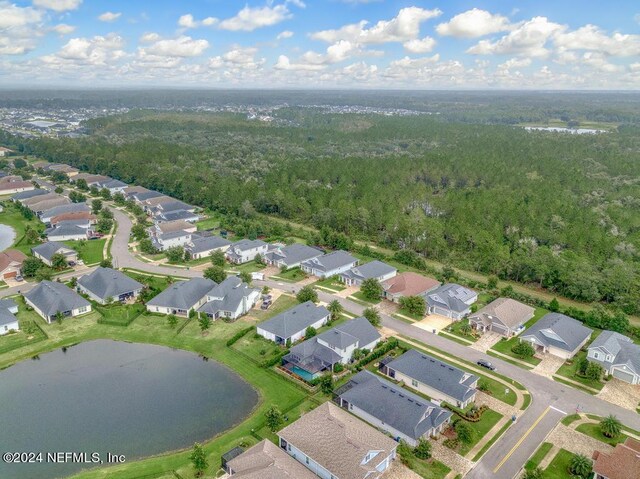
612,368 -> 636,384
3,271 -> 17,279
434,307 -> 450,317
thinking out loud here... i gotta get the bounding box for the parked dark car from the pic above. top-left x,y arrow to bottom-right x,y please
260,301 -> 272,310
476,359 -> 496,371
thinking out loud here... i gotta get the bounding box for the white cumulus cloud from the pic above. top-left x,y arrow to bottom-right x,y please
32,0 -> 82,12
436,8 -> 511,38
98,12 -> 121,23
139,35 -> 209,58
403,36 -> 436,54
52,23 -> 75,35
219,4 -> 292,32
277,30 -> 294,40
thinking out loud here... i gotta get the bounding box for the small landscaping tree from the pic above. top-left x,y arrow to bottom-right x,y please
203,266 -> 226,283
600,415 -> 622,438
113,192 -> 125,205
55,311 -> 64,325
521,468 -> 543,479
198,315 -> 212,333
265,405 -> 284,432
131,223 -> 147,240
139,238 -> 157,254
189,443 -> 208,477
585,362 -> 603,381
91,198 -> 103,214
459,322 -> 473,336
54,186 -> 63,194
261,286 -> 270,295
305,326 -> 317,338
25,226 -> 41,244
21,257 -> 46,278
165,246 -> 185,263
210,250 -> 226,267
96,217 -> 113,234
99,259 -> 112,268
320,374 -> 334,395
549,297 -> 560,312
239,271 -> 252,284
35,266 -> 54,281
511,341 -> 535,359
99,188 -> 111,200
360,278 -> 383,301
328,299 -> 343,322
454,420 -> 474,444
487,275 -> 498,289
167,314 -> 178,328
254,253 -> 263,265
413,438 -> 432,459
296,285 -> 318,303
399,295 -> 426,316
363,307 -> 381,327
569,453 -> 592,479
50,253 -> 68,271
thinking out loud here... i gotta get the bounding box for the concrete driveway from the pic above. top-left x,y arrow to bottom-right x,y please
471,331 -> 502,353
413,313 -> 452,333
597,379 -> 640,411
531,354 -> 565,378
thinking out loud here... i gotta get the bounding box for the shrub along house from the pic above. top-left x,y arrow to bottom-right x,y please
281,317 -> 380,381
519,313 -> 593,360
146,278 -> 216,316
24,280 -> 91,323
340,260 -> 397,287
278,402 -> 397,479
425,283 -> 478,320
382,349 -> 478,408
300,250 -> 358,279
335,370 -> 452,446
257,301 -> 330,345
587,331 -> 640,384
77,267 -> 144,305
468,297 -> 535,337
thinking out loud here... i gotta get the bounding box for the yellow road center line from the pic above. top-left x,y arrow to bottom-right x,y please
493,406 -> 550,474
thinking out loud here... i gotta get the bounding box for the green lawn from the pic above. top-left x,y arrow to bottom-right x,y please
458,409 -> 504,456
249,294 -> 298,322
64,239 -> 106,265
0,200 -> 44,254
525,442 -> 553,470
125,272 -> 173,292
271,267 -> 307,282
575,422 -> 639,446
0,300 -> 48,355
396,307 -> 425,321
490,337 -> 541,366
195,216 -> 221,231
542,448 -> 575,479
226,261 -> 266,275
96,303 -> 146,326
349,290 -> 381,305
444,318 -> 478,343
233,331 -> 285,365
555,350 -> 605,391
399,456 -> 450,479
313,276 -> 346,292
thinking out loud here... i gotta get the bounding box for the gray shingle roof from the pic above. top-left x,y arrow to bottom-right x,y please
229,239 -> 268,252
588,331 -> 640,375
32,241 -> 75,261
318,316 -> 380,349
341,260 -> 397,282
45,223 -> 89,239
520,313 -> 593,352
77,267 -> 144,301
258,301 -> 329,339
156,210 -> 199,222
41,202 -> 90,220
12,189 -> 48,201
386,349 -> 478,403
24,280 -> 90,317
226,439 -> 317,479
301,250 -> 358,273
132,191 -> 163,201
338,370 -> 452,440
425,283 -> 477,313
147,278 -> 216,310
156,200 -> 193,212
0,299 -> 18,328
186,235 -> 231,255
197,276 -> 258,316
264,243 -> 323,267
100,179 -> 127,189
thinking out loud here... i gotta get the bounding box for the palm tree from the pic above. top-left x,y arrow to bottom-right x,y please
569,453 -> 592,478
521,468 -> 542,479
327,300 -> 343,322
600,415 -> 622,438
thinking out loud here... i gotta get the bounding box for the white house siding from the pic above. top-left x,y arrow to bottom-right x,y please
0,186 -> 34,195
48,233 -> 88,242
147,305 -> 174,315
281,442 -> 334,479
227,245 -> 268,264
393,370 -> 475,408
1,320 -> 20,335
191,244 -> 229,260
360,338 -> 381,352
303,262 -> 358,279
256,327 -> 276,342
159,235 -> 191,251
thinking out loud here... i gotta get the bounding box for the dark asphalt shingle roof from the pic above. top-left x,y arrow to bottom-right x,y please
258,301 -> 329,339
12,189 -> 48,201
425,283 -> 477,314
340,260 -> 397,282
77,267 -> 144,301
147,278 -> 216,310
197,276 -> 259,316
32,241 -> 75,261
520,313 -> 593,352
301,250 -> 357,273
264,243 -> 323,267
186,235 -> 231,255
588,331 -> 640,375
386,349 -> 478,403
25,280 -> 90,317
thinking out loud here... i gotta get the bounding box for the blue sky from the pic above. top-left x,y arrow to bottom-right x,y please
0,0 -> 639,88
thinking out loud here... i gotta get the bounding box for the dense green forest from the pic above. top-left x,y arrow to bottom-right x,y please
2,94 -> 639,314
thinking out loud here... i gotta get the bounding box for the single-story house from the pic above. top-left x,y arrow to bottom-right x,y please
50,211 -> 96,227
151,230 -> 192,251
24,280 -> 91,323
154,209 -> 200,223
152,200 -> 195,214
130,190 -> 163,203
77,267 -> 144,305
336,370 -> 452,446
519,313 -> 593,359
282,317 -> 380,379
21,192 -> 59,207
146,277 -> 216,316
72,173 -> 109,185
44,221 -> 91,241
0,298 -> 19,335
12,188 -> 48,202
382,349 -> 478,408
300,250 -> 358,279
468,297 -> 535,336
226,439 -> 318,479
340,260 -> 397,287
587,331 -> 640,384
257,301 -> 330,345
32,241 -> 78,266
98,179 -> 128,194
197,276 -> 260,320
278,402 -> 397,479
122,186 -> 149,198
381,272 -> 440,303
425,283 -> 478,320
592,437 -> 640,479
143,195 -> 176,211
30,196 -> 71,215
0,178 -> 34,195
264,243 -> 323,269
152,220 -> 197,236
0,249 -> 27,279
185,234 -> 231,259
40,202 -> 90,225
226,239 -> 269,264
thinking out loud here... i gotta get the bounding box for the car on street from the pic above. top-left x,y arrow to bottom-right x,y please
477,359 -> 496,371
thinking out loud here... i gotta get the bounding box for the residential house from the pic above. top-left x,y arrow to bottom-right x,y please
46,163 -> 78,177
185,234 -> 231,259
98,178 -> 128,194
0,146 -> 13,157
82,174 -> 110,186
40,202 -> 90,225
300,250 -> 358,279
592,438 -> 640,479
154,209 -> 200,223
12,188 -> 48,202
21,192 -> 59,207
282,317 -> 381,380
50,211 -> 96,227
0,177 -> 34,195
0,249 -> 27,280
340,260 -> 397,287
425,283 -> 478,320
29,196 -> 71,215
31,241 -> 78,266
336,370 -> 452,446
143,195 -> 176,211
24,280 -> 91,323
519,313 -> 593,359
122,186 -> 149,198
264,243 -> 323,269
77,267 -> 144,305
152,220 -> 197,236
468,297 -> 535,336
152,200 -> 195,214
382,349 -> 478,408
278,402 -> 397,479
381,272 -> 440,303
0,298 -> 19,335
257,301 -> 330,345
129,190 -> 163,203
45,220 -> 92,241
587,331 -> 640,384
226,439 -> 317,479
146,278 -> 216,316
226,239 -> 269,264
151,230 -> 192,251
197,276 -> 260,320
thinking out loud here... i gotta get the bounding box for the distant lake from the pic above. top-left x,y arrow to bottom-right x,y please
523,126 -> 606,134
0,340 -> 258,479
0,223 -> 16,251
